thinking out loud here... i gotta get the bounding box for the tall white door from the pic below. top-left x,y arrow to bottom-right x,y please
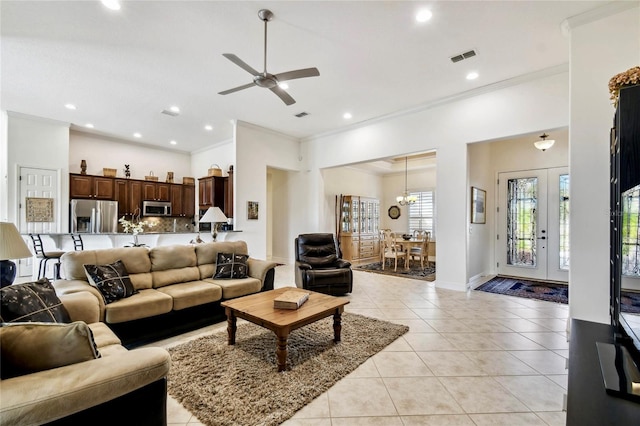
18,167 -> 60,278
496,167 -> 569,282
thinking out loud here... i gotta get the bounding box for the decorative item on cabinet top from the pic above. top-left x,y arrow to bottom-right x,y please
183,177 -> 195,185
103,168 -> 117,177
145,171 -> 159,181
208,164 -> 223,177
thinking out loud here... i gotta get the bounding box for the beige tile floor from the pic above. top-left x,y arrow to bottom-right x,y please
151,265 -> 569,426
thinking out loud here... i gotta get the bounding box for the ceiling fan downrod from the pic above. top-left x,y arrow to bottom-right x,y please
258,9 -> 273,76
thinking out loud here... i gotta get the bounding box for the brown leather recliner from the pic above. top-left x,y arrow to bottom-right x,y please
294,233 -> 353,296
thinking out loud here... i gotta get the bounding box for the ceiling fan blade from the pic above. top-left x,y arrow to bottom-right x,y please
222,53 -> 260,76
274,67 -> 320,82
269,86 -> 296,105
218,82 -> 256,95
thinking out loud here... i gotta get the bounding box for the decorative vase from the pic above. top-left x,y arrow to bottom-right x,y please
80,160 -> 87,175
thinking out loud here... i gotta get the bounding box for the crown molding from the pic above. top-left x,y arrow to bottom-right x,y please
7,111 -> 70,128
235,120 -> 300,142
303,63 -> 569,143
561,0 -> 639,36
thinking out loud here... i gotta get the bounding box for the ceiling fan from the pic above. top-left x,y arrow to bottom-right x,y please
218,9 -> 320,106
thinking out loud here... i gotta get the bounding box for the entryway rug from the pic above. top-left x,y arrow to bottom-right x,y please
166,312 -> 409,426
475,275 -> 640,313
355,261 -> 436,282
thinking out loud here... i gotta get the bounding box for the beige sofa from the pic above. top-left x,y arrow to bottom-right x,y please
0,291 -> 171,426
54,240 -> 277,345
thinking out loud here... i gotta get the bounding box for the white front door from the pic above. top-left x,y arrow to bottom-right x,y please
18,167 -> 60,278
496,167 -> 569,282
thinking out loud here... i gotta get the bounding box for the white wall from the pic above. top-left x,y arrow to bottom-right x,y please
7,114 -> 70,230
568,5 -> 640,324
380,167 -> 436,233
69,130 -> 191,182
467,142 -> 493,285
304,71 -> 570,291
234,121 -> 304,260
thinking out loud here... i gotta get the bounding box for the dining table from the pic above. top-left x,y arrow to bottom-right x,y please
393,237 -> 428,270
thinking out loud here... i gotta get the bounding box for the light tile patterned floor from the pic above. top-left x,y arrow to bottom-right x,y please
152,264 -> 568,426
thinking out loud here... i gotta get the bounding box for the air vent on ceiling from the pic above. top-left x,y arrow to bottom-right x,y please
294,112 -> 309,118
161,109 -> 179,117
450,49 -> 477,63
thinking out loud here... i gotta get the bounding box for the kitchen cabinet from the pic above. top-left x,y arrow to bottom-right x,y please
183,184 -> 195,217
143,181 -> 170,201
70,174 -> 114,199
114,179 -> 143,216
198,175 -> 231,217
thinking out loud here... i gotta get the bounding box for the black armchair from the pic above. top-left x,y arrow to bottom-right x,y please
294,233 -> 353,296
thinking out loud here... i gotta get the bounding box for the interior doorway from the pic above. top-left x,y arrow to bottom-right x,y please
496,167 -> 569,282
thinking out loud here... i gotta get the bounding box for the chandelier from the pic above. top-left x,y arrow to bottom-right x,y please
534,133 -> 555,152
396,157 -> 417,206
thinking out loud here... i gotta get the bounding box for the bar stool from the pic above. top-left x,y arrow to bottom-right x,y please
29,234 -> 65,280
71,234 -> 84,251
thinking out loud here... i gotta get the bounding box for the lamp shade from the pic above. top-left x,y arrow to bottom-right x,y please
200,207 -> 228,224
0,222 -> 32,260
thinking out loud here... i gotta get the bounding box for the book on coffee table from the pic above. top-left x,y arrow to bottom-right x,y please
274,290 -> 310,310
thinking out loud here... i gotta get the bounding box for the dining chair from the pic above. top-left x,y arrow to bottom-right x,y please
382,231 -> 406,272
409,231 -> 431,268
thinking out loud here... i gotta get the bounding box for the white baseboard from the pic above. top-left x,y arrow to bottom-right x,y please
467,272 -> 494,290
435,279 -> 467,292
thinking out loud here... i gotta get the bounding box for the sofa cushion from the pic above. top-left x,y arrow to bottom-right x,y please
156,281 -> 223,310
87,322 -> 122,349
152,266 -> 200,289
195,241 -> 249,279
150,244 -> 197,271
0,278 -> 71,323
206,277 -> 262,299
84,260 -> 137,304
214,252 -> 249,279
103,289 -> 173,324
0,321 -> 100,379
61,247 -> 151,280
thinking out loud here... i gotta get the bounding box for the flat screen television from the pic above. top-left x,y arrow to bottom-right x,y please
601,83 -> 640,402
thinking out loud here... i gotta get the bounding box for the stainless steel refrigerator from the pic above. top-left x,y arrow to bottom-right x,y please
70,199 -> 118,233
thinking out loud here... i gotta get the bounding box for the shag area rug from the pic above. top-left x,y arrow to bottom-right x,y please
355,261 -> 436,281
167,312 -> 409,426
475,275 -> 640,314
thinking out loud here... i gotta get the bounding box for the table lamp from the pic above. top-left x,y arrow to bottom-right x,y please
200,207 -> 228,241
0,222 -> 33,287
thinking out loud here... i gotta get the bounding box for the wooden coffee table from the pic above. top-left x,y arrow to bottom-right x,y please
220,287 -> 350,372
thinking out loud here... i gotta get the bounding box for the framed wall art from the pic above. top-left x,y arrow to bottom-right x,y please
471,187 -> 486,224
26,197 -> 54,222
247,201 -> 259,220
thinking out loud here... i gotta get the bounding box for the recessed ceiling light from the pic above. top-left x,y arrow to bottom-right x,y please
169,106 -> 180,113
278,82 -> 289,90
133,132 -> 142,138
204,125 -> 213,131
101,0 -> 121,11
466,72 -> 479,80
343,112 -> 352,119
170,140 -> 177,145
416,9 -> 433,23
65,103 -> 76,110
85,123 -> 94,128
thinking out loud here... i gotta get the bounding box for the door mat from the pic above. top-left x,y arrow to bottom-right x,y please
475,275 -> 640,313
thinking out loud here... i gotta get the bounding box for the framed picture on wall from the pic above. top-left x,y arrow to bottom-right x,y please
471,187 -> 486,224
247,201 -> 259,220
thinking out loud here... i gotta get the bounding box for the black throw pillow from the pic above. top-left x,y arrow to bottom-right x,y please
213,252 -> 249,279
0,278 -> 71,323
84,260 -> 137,304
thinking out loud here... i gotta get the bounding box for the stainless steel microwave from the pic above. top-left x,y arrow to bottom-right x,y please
142,200 -> 172,216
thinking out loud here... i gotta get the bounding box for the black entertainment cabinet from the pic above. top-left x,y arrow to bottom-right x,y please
567,83 -> 640,423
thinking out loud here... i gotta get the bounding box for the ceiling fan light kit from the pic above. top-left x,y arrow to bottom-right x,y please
218,9 -> 320,106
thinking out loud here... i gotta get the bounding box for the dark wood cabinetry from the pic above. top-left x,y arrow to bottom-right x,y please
142,182 -> 170,201
171,184 -> 196,217
70,174 -> 114,199
71,174 -> 194,218
198,174 -> 233,218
